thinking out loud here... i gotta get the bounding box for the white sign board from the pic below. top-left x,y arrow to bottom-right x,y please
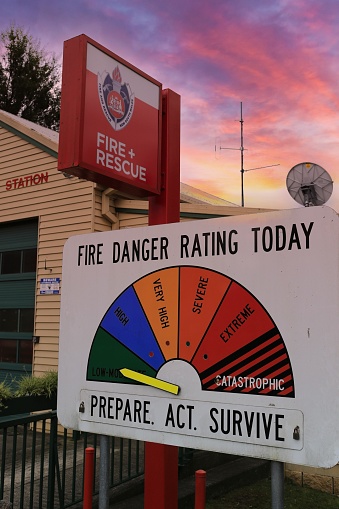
58,206 -> 339,467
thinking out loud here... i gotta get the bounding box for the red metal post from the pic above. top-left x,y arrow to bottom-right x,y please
195,470 -> 206,509
83,447 -> 95,509
148,88 -> 181,225
144,88 -> 181,509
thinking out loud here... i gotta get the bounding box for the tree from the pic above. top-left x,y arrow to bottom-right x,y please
0,25 -> 61,130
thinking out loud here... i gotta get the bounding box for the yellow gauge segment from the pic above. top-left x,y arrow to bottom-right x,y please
120,368 -> 180,395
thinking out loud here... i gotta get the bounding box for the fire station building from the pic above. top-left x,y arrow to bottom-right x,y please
0,108 -> 268,383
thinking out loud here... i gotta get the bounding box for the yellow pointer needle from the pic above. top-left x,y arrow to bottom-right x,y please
120,368 -> 180,395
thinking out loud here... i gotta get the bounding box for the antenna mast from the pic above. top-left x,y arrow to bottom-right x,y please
216,102 -> 279,206
217,102 -> 246,206
240,102 -> 244,207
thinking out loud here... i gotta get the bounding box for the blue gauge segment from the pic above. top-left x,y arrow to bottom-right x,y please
100,285 -> 165,370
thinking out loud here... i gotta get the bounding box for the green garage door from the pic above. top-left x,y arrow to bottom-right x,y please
0,219 -> 38,384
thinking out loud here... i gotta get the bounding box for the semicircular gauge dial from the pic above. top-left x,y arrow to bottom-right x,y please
87,266 -> 295,398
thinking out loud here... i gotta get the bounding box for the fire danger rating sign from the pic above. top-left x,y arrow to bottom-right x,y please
58,206 -> 339,468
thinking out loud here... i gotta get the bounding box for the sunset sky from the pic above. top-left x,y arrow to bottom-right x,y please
1,0 -> 339,210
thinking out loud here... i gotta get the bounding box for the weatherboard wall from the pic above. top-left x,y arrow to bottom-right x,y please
0,117 -> 110,377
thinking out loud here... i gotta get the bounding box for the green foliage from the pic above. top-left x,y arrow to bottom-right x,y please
0,381 -> 13,408
0,24 -> 60,130
15,370 -> 58,397
0,371 -> 58,408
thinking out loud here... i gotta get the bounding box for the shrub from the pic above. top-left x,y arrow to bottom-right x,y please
0,381 -> 13,408
15,371 -> 58,397
0,371 -> 58,409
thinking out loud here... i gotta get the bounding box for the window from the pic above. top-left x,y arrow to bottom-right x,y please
0,248 -> 37,275
22,249 -> 38,273
0,339 -> 33,364
20,309 -> 35,332
0,308 -> 34,333
18,340 -> 33,364
0,308 -> 34,364
0,219 -> 38,374
0,309 -> 18,332
0,339 -> 17,363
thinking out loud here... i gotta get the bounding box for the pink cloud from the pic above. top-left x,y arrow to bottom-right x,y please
2,0 -> 339,210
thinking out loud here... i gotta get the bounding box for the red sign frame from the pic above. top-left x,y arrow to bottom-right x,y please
58,34 -> 162,196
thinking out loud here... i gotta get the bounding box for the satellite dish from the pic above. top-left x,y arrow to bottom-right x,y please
286,162 -> 333,207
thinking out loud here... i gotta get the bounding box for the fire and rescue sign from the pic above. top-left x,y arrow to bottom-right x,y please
58,206 -> 339,468
58,34 -> 161,196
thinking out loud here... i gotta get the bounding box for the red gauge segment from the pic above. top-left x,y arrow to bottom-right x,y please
191,281 -> 278,370
178,266 -> 231,361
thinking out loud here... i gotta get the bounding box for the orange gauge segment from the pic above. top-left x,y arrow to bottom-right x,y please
179,267 -> 231,361
133,267 -> 179,360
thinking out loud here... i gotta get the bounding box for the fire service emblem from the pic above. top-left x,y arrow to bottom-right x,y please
98,65 -> 134,131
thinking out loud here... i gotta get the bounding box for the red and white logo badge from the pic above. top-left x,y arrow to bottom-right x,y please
98,65 -> 134,131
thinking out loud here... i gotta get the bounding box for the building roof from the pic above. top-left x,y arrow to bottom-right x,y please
0,109 -> 59,158
0,109 -> 59,144
0,109 -> 236,207
180,182 -> 238,207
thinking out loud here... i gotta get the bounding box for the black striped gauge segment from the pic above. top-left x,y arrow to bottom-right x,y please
87,266 -> 295,398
